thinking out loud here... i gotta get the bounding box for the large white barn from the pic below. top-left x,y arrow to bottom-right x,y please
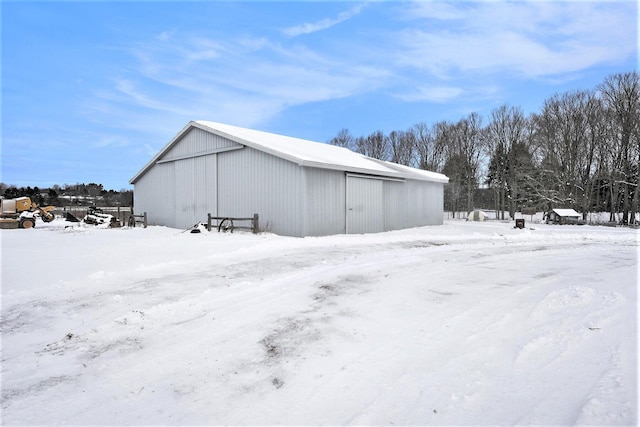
130,121 -> 449,237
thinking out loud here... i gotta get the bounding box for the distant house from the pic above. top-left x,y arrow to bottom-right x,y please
544,208 -> 582,224
130,121 -> 449,237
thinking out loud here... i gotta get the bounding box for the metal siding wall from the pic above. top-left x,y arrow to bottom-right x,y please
377,180 -> 446,231
423,181 -> 444,225
303,168 -> 346,236
346,176 -> 384,234
162,163 -> 176,227
134,125 -> 445,233
134,162 -> 175,227
404,180 -> 444,227
405,181 -> 423,227
383,181 -> 409,231
163,127 -> 239,160
173,155 -> 218,230
217,147 -> 304,237
174,158 -> 195,229
194,155 -> 217,224
135,127 -> 224,230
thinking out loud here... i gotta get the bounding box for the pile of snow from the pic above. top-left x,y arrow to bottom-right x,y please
1,219 -> 637,425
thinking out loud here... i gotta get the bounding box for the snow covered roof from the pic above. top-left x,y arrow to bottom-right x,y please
130,121 -> 449,184
371,159 -> 450,183
551,208 -> 581,217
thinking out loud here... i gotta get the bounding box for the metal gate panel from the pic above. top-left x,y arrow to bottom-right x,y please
346,176 -> 383,234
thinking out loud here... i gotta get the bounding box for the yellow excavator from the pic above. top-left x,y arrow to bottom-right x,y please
0,196 -> 55,229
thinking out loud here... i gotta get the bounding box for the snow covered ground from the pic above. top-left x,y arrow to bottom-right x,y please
1,219 -> 638,425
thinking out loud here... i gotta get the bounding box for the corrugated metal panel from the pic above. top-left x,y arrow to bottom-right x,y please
405,180 -> 425,227
346,176 -> 384,234
422,181 -> 444,225
403,180 -> 444,227
172,155 -> 217,230
135,126 -> 228,229
135,155 -> 218,230
303,167 -> 346,236
163,127 -> 240,161
194,155 -> 217,224
383,180 -> 409,231
217,147 -> 304,237
174,158 -> 195,229
134,162 -> 175,226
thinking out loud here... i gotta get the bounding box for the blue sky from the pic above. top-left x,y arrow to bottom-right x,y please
2,1 -> 637,191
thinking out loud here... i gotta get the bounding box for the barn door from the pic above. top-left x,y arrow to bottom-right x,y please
346,176 -> 383,234
174,156 -> 217,230
193,155 -> 217,226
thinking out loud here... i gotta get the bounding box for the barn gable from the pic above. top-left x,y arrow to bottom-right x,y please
161,127 -> 243,162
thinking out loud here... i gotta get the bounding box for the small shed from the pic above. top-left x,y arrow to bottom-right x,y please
545,208 -> 581,224
130,121 -> 449,237
467,210 -> 488,222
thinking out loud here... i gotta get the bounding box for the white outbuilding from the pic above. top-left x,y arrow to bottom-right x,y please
544,208 -> 582,225
130,121 -> 449,237
467,210 -> 488,222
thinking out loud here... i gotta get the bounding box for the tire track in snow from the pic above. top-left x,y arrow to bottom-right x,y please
1,226 -> 636,425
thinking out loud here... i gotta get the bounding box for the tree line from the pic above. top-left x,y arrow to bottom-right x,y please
0,182 -> 133,207
329,71 -> 640,224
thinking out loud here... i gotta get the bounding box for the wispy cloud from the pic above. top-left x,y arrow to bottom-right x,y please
91,0 -> 636,137
94,135 -> 130,148
3,1 -> 637,190
95,30 -> 390,130
282,3 -> 368,37
394,1 -> 636,80
396,85 -> 463,103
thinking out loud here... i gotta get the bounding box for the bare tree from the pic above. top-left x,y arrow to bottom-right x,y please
356,130 -> 389,161
412,122 -> 446,172
434,121 -> 461,216
579,93 -> 607,219
440,114 -> 485,216
387,130 -> 415,166
330,70 -> 638,225
534,91 -> 592,209
598,71 -> 640,224
594,106 -> 626,221
328,128 -> 355,150
486,104 -> 528,219
454,113 -> 485,214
